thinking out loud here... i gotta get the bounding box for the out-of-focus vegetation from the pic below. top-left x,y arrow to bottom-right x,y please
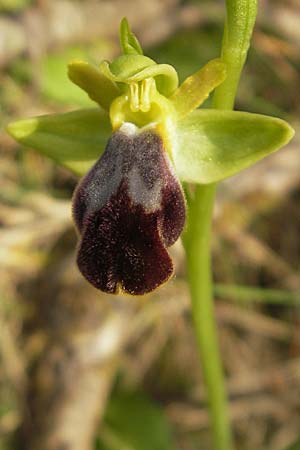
0,1 -> 300,450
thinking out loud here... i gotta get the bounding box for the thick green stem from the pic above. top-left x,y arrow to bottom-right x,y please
184,1 -> 257,449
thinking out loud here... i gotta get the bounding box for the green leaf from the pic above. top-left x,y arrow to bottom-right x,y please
68,60 -> 120,110
97,390 -> 178,450
174,109 -> 294,184
120,18 -> 143,55
6,109 -> 111,176
171,59 -> 226,118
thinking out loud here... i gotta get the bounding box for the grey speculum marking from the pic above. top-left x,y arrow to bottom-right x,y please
72,127 -> 186,295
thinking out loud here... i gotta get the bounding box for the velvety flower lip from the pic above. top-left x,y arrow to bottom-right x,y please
6,19 -> 294,295
72,124 -> 186,295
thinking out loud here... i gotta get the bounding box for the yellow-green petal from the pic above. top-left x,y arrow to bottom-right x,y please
6,109 -> 111,176
174,109 -> 294,184
170,59 -> 226,119
68,61 -> 120,110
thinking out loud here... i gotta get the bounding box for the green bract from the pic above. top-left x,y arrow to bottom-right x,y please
7,18 -> 294,185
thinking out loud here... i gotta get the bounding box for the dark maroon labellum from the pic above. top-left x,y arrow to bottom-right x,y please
72,125 -> 186,295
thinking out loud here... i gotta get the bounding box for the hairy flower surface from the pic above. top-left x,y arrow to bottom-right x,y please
7,18 -> 294,295
73,125 -> 185,294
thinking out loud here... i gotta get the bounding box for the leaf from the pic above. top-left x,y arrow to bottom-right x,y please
6,109 -> 111,176
68,61 -> 120,110
173,109 -> 294,184
170,59 -> 226,118
97,390 -> 178,450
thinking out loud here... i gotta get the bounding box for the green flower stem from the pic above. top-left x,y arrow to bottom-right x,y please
185,1 -> 257,449
185,183 -> 232,449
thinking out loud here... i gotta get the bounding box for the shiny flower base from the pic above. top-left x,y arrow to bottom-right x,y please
73,124 -> 185,295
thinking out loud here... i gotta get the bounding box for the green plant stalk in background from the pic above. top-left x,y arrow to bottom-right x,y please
184,1 -> 258,449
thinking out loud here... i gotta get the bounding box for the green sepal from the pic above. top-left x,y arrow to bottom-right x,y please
170,59 -> 226,119
173,109 -> 294,184
120,17 -> 143,55
68,61 -> 120,110
6,109 -> 111,176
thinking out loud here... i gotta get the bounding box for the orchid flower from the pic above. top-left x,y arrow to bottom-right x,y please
7,18 -> 294,295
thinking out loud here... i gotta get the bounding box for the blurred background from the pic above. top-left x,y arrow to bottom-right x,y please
0,1 -> 300,449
